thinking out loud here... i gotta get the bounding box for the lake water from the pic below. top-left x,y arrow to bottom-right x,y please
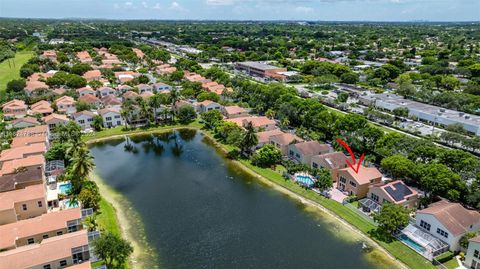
90,130 -> 382,269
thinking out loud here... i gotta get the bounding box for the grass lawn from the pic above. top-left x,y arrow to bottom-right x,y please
0,51 -> 34,95
96,198 -> 121,236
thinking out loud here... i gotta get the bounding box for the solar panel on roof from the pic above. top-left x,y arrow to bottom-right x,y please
385,182 -> 412,202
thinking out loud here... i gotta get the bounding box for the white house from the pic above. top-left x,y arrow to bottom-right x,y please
72,111 -> 95,130
465,235 -> 480,269
152,82 -> 172,92
137,84 -> 153,94
97,87 -> 116,97
43,113 -> 69,130
196,100 -> 222,113
99,108 -> 124,128
415,200 -> 480,251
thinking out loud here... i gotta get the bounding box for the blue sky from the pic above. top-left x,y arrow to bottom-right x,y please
1,0 -> 479,21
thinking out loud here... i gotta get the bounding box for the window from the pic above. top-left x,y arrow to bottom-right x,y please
49,124 -> 55,129
114,115 -> 120,119
371,193 -> 379,202
106,117 -> 112,121
117,121 -> 121,125
437,228 -> 449,238
339,176 -> 347,183
43,265 -> 51,269
22,204 -> 27,211
87,118 -> 93,122
79,120 -> 85,124
420,220 -> 431,231
312,162 -> 318,169
38,201 -> 43,208
57,231 -> 63,236
295,153 -> 300,158
43,234 -> 49,239
289,150 -> 294,156
474,249 -> 479,259
60,260 -> 67,267
27,238 -> 34,244
349,181 -> 357,187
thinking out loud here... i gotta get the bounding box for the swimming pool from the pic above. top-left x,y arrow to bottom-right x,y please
399,234 -> 426,253
59,182 -> 72,195
294,175 -> 315,187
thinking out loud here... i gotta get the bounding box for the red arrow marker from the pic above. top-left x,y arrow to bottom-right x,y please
336,138 -> 364,174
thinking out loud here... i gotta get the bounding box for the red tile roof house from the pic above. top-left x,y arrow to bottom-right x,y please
123,90 -> 139,101
0,158 -> 45,192
152,82 -> 172,92
14,125 -> 50,148
255,129 -> 284,149
76,50 -> 93,63
140,91 -> 155,99
221,106 -> 249,119
99,108 -> 124,128
335,165 -> 383,198
82,69 -> 102,81
43,113 -> 69,131
415,200 -> 480,252
78,94 -> 101,108
117,84 -> 133,93
55,96 -> 76,115
137,83 -> 153,94
156,64 -> 177,75
132,48 -> 145,59
310,152 -> 348,180
29,100 -> 54,116
72,111 -> 95,130
174,100 -> 194,112
97,86 -> 117,97
288,141 -> 332,165
41,50 -> 57,61
101,94 -> 122,108
0,230 -> 91,269
24,79 -> 49,97
0,184 -> 47,225
0,208 -> 84,251
268,132 -> 304,156
0,143 -> 46,165
2,99 -> 28,120
76,86 -> 96,97
366,180 -> 419,209
9,117 -> 40,129
226,116 -> 277,131
195,100 -> 222,113
114,71 -> 139,83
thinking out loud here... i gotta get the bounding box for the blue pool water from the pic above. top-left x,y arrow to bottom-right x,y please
399,234 -> 426,253
59,182 -> 72,195
295,175 -> 315,187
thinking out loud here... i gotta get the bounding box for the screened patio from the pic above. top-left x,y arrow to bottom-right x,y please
396,224 -> 450,260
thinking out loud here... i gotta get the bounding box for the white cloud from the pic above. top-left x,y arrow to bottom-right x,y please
169,1 -> 186,11
206,0 -> 234,5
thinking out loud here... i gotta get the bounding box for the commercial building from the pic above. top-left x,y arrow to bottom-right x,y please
235,61 -> 287,78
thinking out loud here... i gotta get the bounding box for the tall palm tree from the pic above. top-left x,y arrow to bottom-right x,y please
121,100 -> 134,128
70,145 -> 95,192
240,121 -> 258,156
83,215 -> 98,232
149,94 -> 162,123
169,87 -> 180,120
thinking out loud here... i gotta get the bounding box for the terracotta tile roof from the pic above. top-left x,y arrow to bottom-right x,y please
0,165 -> 44,192
0,184 -> 45,210
43,113 -> 69,123
140,91 -> 154,98
11,132 -> 47,148
101,95 -> 122,106
0,143 -> 46,163
55,96 -> 75,106
291,141 -> 330,156
132,48 -> 145,58
11,117 -> 40,126
226,116 -> 276,129
76,51 -> 92,62
99,107 -> 120,115
470,235 -> 480,244
418,200 -> 480,236
197,100 -> 218,107
339,165 -> 383,185
0,155 -> 44,175
25,80 -> 49,93
0,230 -> 88,269
76,86 -> 95,94
15,125 -> 49,138
78,94 -> 100,104
223,106 -> 248,116
123,91 -> 139,98
2,99 -> 27,110
52,88 -> 66,95
31,100 -> 52,109
0,208 -> 81,250
73,110 -> 95,118
82,70 -> 102,81
312,152 -> 348,170
256,129 -> 284,144
270,132 -> 303,146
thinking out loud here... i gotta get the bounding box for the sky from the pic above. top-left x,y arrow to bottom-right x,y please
0,0 -> 479,21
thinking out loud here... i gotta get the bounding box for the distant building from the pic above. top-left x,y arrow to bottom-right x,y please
235,61 -> 287,78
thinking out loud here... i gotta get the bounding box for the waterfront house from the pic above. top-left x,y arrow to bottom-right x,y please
196,100 -> 222,113
2,99 -> 28,120
101,94 -> 122,108
0,143 -> 46,164
256,129 -> 284,149
222,106 -> 249,119
0,161 -> 44,192
0,230 -> 91,269
465,235 -> 480,269
99,108 -> 124,128
365,180 -> 419,209
226,116 -> 277,131
0,184 -> 47,225
288,141 -> 331,165
415,200 -> 480,251
310,152 -> 348,178
72,111 -> 95,130
269,133 -> 303,156
335,166 -> 382,198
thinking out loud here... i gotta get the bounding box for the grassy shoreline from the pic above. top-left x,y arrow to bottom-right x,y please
85,124 -> 434,269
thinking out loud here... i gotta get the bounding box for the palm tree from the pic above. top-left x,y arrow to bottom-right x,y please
169,87 -> 180,121
69,145 -> 95,192
83,215 -> 98,232
149,94 -> 162,123
239,121 -> 258,156
121,100 -> 134,128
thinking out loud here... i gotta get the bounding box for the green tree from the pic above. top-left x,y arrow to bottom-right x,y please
251,144 -> 282,167
177,105 -> 196,124
313,168 -> 333,192
92,233 -> 133,269
6,79 -> 26,93
201,110 -> 223,129
92,115 -> 104,131
197,92 -> 220,102
460,232 -> 477,249
381,154 -> 417,180
239,121 -> 258,155
69,145 -> 95,193
82,215 -> 98,232
373,203 -> 410,239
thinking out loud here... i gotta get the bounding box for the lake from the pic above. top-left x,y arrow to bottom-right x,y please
90,129 -> 386,269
